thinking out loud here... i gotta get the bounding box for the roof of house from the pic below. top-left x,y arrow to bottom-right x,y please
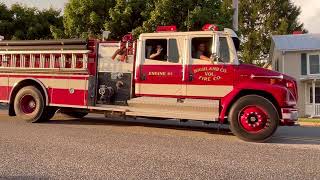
272,34 -> 320,52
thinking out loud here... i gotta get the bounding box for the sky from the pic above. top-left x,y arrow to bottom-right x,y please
2,0 -> 320,33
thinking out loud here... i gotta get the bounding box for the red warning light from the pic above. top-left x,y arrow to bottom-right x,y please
202,24 -> 219,31
292,31 -> 303,35
122,33 -> 133,42
156,26 -> 177,32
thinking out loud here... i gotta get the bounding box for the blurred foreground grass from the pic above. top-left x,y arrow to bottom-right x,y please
299,118 -> 320,123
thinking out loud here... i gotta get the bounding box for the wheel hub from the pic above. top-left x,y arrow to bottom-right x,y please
239,106 -> 268,132
249,116 -> 257,123
29,101 -> 36,109
20,95 -> 36,114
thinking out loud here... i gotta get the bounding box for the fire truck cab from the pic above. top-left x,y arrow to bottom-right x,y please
0,26 -> 298,142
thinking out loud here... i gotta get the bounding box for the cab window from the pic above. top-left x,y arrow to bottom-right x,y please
168,39 -> 179,63
191,36 -> 231,63
145,39 -> 180,63
219,37 -> 230,63
192,37 -> 212,60
145,39 -> 167,62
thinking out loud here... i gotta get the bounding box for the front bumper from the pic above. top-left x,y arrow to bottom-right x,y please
280,108 -> 298,126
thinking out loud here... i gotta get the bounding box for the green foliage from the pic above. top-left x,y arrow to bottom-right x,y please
0,0 -> 305,64
0,3 -> 13,39
50,25 -> 66,39
105,0 -> 148,39
132,0 -> 233,37
237,0 -> 305,64
63,0 -> 115,38
0,3 -> 63,40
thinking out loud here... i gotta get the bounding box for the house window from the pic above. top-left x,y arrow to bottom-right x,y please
310,87 -> 320,103
308,54 -> 320,74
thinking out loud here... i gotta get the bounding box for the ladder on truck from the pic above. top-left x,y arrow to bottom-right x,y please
0,39 -> 91,71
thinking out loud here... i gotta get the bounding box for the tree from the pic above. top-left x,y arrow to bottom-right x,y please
35,8 -> 64,40
0,3 -> 13,39
237,0 -> 305,64
63,0 -> 115,38
0,4 -> 63,40
133,0 -> 233,36
104,0 -> 148,39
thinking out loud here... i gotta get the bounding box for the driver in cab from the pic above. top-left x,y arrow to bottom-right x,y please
194,43 -> 211,61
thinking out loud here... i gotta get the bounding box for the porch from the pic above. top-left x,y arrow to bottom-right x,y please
306,104 -> 320,117
302,76 -> 320,117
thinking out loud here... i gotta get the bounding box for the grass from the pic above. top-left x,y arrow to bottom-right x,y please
299,118 -> 320,123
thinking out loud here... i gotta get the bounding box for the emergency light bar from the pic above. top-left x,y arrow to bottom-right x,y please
122,34 -> 133,42
202,24 -> 219,31
156,26 -> 177,32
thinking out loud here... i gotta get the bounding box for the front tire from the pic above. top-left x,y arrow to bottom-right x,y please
229,95 -> 279,142
14,86 -> 46,123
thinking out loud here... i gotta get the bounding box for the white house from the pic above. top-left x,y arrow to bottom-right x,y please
270,34 -> 320,117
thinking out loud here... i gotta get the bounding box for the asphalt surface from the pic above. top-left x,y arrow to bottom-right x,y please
0,106 -> 319,179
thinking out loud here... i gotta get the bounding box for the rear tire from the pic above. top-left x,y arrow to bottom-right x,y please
14,86 -> 46,123
228,95 -> 279,142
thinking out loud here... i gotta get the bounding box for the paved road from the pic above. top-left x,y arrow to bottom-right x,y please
0,109 -> 319,179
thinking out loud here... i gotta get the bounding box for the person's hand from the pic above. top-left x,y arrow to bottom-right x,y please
156,48 -> 163,54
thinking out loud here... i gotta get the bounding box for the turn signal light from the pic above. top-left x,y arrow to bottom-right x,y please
270,78 -> 278,85
286,82 -> 295,88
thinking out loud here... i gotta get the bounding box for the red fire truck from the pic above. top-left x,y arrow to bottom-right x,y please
0,25 -> 298,142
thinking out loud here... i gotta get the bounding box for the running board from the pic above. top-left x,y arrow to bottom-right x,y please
127,97 -> 219,121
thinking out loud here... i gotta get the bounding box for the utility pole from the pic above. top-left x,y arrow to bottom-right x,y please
232,0 -> 239,32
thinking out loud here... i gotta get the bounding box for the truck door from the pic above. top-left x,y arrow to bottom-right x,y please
186,36 -> 235,98
135,38 -> 184,97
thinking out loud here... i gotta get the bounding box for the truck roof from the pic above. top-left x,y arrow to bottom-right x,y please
140,29 -> 238,39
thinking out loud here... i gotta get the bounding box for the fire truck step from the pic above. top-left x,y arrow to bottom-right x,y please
127,97 -> 219,121
126,109 -> 218,121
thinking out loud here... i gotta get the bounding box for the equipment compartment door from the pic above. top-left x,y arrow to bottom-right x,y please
136,38 -> 185,97
50,75 -> 88,107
